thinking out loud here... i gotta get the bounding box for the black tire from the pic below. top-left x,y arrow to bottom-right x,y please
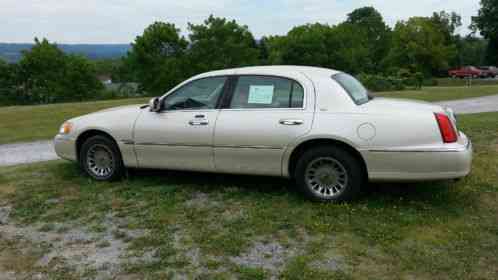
79,135 -> 124,181
294,146 -> 364,202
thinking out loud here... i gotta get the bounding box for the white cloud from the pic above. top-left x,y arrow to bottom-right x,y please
0,0 -> 480,43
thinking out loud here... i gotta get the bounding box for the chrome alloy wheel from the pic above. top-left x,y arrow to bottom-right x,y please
305,157 -> 348,198
86,144 -> 115,178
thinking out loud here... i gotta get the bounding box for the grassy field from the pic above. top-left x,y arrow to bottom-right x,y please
435,78 -> 498,87
0,98 -> 148,145
0,111 -> 497,279
377,84 -> 498,102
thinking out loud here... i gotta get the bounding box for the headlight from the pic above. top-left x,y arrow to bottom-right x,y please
59,122 -> 73,135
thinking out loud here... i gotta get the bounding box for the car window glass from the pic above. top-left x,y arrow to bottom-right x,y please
333,73 -> 370,105
230,76 -> 304,109
291,82 -> 304,108
163,77 -> 226,110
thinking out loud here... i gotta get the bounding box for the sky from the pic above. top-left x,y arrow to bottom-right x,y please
0,0 -> 481,44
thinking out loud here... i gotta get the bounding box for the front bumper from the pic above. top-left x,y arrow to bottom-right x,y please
54,134 -> 77,161
365,132 -> 473,181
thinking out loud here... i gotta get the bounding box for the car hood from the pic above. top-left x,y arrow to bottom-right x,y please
95,104 -> 145,114
362,97 -> 445,114
69,104 -> 145,124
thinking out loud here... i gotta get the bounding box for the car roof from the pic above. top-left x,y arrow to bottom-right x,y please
194,65 -> 342,80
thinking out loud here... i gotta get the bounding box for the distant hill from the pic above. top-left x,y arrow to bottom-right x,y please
0,43 -> 131,63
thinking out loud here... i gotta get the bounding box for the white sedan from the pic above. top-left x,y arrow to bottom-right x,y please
54,66 -> 472,201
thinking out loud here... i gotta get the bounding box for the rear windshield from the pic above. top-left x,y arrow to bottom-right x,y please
332,73 -> 369,105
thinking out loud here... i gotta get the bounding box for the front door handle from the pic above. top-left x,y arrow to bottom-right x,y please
189,120 -> 209,126
279,119 -> 304,126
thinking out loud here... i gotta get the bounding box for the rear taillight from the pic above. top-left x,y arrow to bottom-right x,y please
435,113 -> 458,143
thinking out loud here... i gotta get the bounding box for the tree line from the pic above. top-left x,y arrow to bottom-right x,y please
1,2 -> 497,105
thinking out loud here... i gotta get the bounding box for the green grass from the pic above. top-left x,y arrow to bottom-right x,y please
377,84 -> 498,102
0,112 -> 497,279
436,78 -> 498,87
0,98 -> 148,145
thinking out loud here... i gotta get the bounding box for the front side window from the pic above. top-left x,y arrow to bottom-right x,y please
230,76 -> 304,109
332,73 -> 369,105
163,77 -> 227,110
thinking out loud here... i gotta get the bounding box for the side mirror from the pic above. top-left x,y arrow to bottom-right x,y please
149,97 -> 161,112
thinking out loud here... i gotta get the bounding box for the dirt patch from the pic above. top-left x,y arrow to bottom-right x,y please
185,192 -> 220,209
0,211 -> 154,279
0,206 -> 11,224
0,184 -> 16,196
230,241 -> 291,272
310,248 -> 345,272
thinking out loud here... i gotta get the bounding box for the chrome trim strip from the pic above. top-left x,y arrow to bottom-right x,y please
216,145 -> 282,150
368,144 -> 471,153
135,142 -> 208,147
134,142 -> 282,150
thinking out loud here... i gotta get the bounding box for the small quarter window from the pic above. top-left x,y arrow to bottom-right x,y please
332,73 -> 370,105
230,76 -> 304,109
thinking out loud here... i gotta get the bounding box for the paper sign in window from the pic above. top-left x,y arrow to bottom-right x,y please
248,85 -> 274,104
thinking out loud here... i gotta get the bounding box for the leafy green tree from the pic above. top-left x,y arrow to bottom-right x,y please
472,0 -> 498,64
18,38 -> 67,103
17,38 -> 103,104
276,23 -> 333,67
127,22 -> 188,96
456,36 -> 487,66
0,60 -> 21,105
386,17 -> 457,76
328,23 -> 372,74
111,56 -> 138,83
62,54 -> 104,102
263,35 -> 289,65
346,7 -> 391,72
258,37 -> 270,65
430,11 -> 462,68
430,11 -> 462,43
188,15 -> 259,73
269,22 -> 371,74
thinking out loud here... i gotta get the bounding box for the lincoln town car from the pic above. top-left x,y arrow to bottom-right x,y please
54,66 -> 472,201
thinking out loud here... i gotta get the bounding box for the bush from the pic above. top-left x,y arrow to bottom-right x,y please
358,74 -> 406,92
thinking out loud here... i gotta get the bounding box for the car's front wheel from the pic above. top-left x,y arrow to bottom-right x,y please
294,146 -> 364,202
80,135 -> 124,181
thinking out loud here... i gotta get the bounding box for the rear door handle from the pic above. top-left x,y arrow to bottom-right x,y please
279,119 -> 304,126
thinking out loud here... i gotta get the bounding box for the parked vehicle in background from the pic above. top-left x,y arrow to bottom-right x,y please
449,66 -> 485,79
54,66 -> 472,202
478,66 -> 498,78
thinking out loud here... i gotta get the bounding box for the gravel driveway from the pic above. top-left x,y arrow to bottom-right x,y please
0,94 -> 497,167
436,94 -> 498,114
0,140 -> 58,167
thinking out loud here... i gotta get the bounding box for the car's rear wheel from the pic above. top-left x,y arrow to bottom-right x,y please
294,146 -> 363,202
80,135 -> 124,181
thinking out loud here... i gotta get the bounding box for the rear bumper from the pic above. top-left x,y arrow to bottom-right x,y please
364,132 -> 473,181
53,134 -> 77,161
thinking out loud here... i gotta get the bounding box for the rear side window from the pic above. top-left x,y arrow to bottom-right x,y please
230,76 -> 304,109
332,73 -> 369,105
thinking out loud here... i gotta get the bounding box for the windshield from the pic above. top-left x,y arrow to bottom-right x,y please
332,73 -> 370,105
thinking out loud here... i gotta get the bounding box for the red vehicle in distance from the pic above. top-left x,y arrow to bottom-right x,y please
478,66 -> 498,78
448,66 -> 485,79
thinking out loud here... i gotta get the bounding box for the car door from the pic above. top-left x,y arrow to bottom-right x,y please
214,75 -> 314,176
133,76 -> 228,171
